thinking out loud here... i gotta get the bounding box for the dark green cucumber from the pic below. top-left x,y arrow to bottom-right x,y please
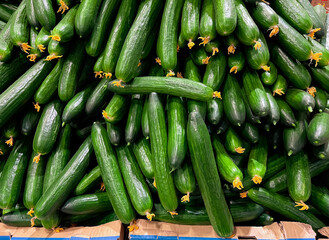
85,78 -> 111,115
307,112 -> 329,146
228,51 -> 245,74
34,137 -> 93,219
189,47 -> 211,66
247,187 -> 324,230
310,185 -> 329,218
212,0 -> 237,36
74,166 -> 102,195
213,135 -> 244,189
62,85 -> 94,125
261,62 -> 277,86
0,138 -> 30,209
141,23 -> 158,60
91,122 -> 135,224
0,6 -> 16,62
314,87 -> 327,113
58,39 -> 86,102
207,98 -> 223,125
256,213 -> 274,226
1,210 -> 42,227
203,53 -> 227,90
174,162 -> 196,201
3,118 -> 19,146
27,27 -> 41,62
187,111 -> 234,237
311,66 -> 329,92
307,35 -> 329,67
61,192 -> 112,215
40,211 -> 61,229
34,0 -> 56,31
0,58 -> 55,128
251,2 -> 279,37
0,3 -> 16,22
313,141 -> 329,160
223,74 -> 245,127
242,68 -> 270,117
103,94 -> 130,123
204,38 -> 221,55
181,0 -> 201,49
125,94 -> 143,145
275,98 -> 296,127
107,122 -> 123,146
248,135 -> 268,184
241,85 -> 261,124
85,0 -> 120,57
148,93 -> 178,212
199,0 -> 217,45
157,0 -> 183,74
265,88 -> 280,125
47,39 -> 70,60
35,27 -> 50,53
285,88 -> 316,112
75,0 -> 103,38
272,74 -> 288,96
23,152 -> 46,213
167,96 -> 187,171
224,34 -> 240,55
33,100 -> 63,160
241,122 -> 260,144
132,138 -> 153,179
26,0 -> 40,29
224,127 -> 246,155
269,127 -> 282,150
115,0 -> 163,83
177,31 -> 186,50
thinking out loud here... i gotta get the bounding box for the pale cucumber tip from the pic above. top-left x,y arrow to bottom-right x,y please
257,120 -> 261,124
314,141 -> 319,144
273,121 -> 277,126
288,150 -> 293,156
127,142 -> 131,146
146,136 -> 149,140
291,123 -> 296,127
273,145 -> 277,149
217,130 -> 222,135
308,106 -> 313,112
319,153 -> 326,159
319,109 -> 323,113
237,123 -> 241,127
80,35 -> 83,38
169,168 -> 176,174
62,122 -> 65,127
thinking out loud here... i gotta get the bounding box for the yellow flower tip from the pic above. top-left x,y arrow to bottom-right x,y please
230,66 -> 238,74
33,102 -> 41,112
295,201 -> 309,211
54,227 -> 64,233
27,54 -> 37,62
49,35 -> 61,42
240,191 -> 248,198
252,175 -> 263,185
202,56 -> 211,65
45,54 -> 63,61
102,110 -> 111,120
212,47 -> 219,56
155,57 -> 162,66
169,211 -> 178,217
0,150 -> 3,155
181,192 -> 190,203
261,65 -> 271,72
111,80 -> 124,88
176,45 -> 180,52
153,179 -> 157,189
20,43 -> 32,54
27,208 -> 34,217
57,0 -> 69,14
233,178 -> 243,190
137,61 -> 142,67
310,50 -> 323,67
146,212 -> 155,221
100,182 -> 105,191
273,88 -> 285,96
198,36 -> 209,46
235,147 -> 245,154
31,217 -> 37,227
269,25 -> 279,38
94,71 -> 104,78
37,44 -> 46,53
128,221 -> 139,232
104,72 -> 112,79
307,87 -> 317,97
213,91 -> 222,99
5,137 -> 13,147
228,45 -> 236,55
33,153 -> 41,163
308,28 -> 321,39
254,41 -> 262,50
177,72 -> 183,78
166,70 -> 175,77
187,39 -> 195,49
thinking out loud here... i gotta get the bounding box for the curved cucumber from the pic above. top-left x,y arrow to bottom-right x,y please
224,127 -> 246,155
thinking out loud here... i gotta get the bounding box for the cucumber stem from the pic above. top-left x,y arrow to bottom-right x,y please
272,88 -> 285,96
253,41 -> 262,50
37,44 -> 46,53
166,70 -> 175,77
227,44 -> 236,55
155,57 -> 162,65
187,39 -> 195,49
33,153 -> 41,163
307,87 -> 317,97
261,65 -> 270,72
169,211 -> 178,217
5,137 -> 13,147
27,208 -> 34,217
234,147 -> 245,154
181,192 -> 190,203
94,71 -> 104,78
49,35 -> 61,42
198,36 -> 210,46
146,212 -> 155,221
102,110 -> 111,120
233,177 -> 243,190
27,54 -> 38,62
308,28 -> 321,40
212,91 -> 222,99
240,191 -> 248,198
310,50 -> 323,67
57,0 -> 69,14
104,72 -> 112,79
319,153 -> 326,159
230,66 -> 238,74
212,47 -> 219,56
252,175 -> 262,184
20,43 -> 32,54
269,25 -> 279,38
111,80 -> 124,88
295,200 -> 309,211
33,102 -> 41,112
202,56 -> 211,65
45,54 -> 63,61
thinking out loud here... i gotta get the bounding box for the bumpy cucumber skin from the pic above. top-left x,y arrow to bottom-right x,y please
244,32 -> 269,70
212,0 -> 237,36
181,0 -> 201,44
21,110 -> 40,136
125,94 -> 143,145
132,138 -> 154,179
203,53 -> 227,90
247,136 -> 268,182
74,166 -> 101,195
207,98 -> 223,125
85,78 -> 111,115
199,0 -> 217,41
10,1 -> 29,47
307,112 -> 329,146
251,2 -> 278,31
104,94 -> 130,123
311,67 -> 329,92
26,0 -> 40,30
285,88 -> 315,112
34,0 -> 56,32
174,162 -> 196,194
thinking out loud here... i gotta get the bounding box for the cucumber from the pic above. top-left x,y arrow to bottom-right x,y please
115,0 -> 163,83
56,0 -> 74,14
103,94 -> 130,123
307,35 -> 329,67
241,85 -> 261,124
3,119 -> 19,147
174,162 -> 196,202
207,98 -> 223,125
46,39 -> 69,61
313,141 -> 329,160
132,138 -> 154,179
0,138 -> 10,156
91,122 -> 135,224
223,74 -> 245,127
203,53 -> 227,90
311,66 -> 329,92
314,87 -> 327,113
228,51 -> 245,74
286,151 -> 311,209
248,135 -> 268,184
74,166 -> 102,195
271,45 -> 311,90
224,127 -> 245,154
261,62 -> 277,86
213,135 -> 244,189
187,111 -> 234,237
256,213 -> 274,226
181,0 -> 201,49
85,0 -> 120,57
307,112 -> 329,146
0,59 -> 55,128
247,187 -> 324,230
34,0 -> 56,31
107,122 -> 123,146
199,0 -> 216,45
1,210 -> 42,227
285,88 -> 315,112
33,100 -> 63,162
35,27 -> 50,53
310,185 -> 329,218
275,98 -> 296,127
61,192 -> 112,215
167,96 -> 187,171
251,2 -> 279,38
141,25 -> 158,60
34,136 -> 93,220
21,110 -> 40,136
125,94 -> 143,145
102,0 -> 138,79
75,0 -> 103,38
272,74 -> 288,96
148,93 -> 178,212
0,3 -> 16,22
157,0 -> 183,75
204,38 -> 221,55
313,5 -> 327,25
241,122 -> 260,144
242,68 -> 270,117
265,88 -> 280,126
23,152 -> 46,215
190,46 -> 211,65
224,34 -> 240,55
40,211 -> 61,229
85,78 -> 110,115
27,27 -> 41,62
108,77 -> 220,102
58,39 -> 86,102
269,127 -> 282,150
212,0 -> 237,36
0,5 -> 17,62
93,50 -> 104,76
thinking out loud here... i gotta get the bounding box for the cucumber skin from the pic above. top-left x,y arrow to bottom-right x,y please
285,88 -> 315,112
212,0 -> 237,36
142,97 -> 150,139
244,32 -> 269,70
26,0 -> 40,29
251,2 -> 278,30
261,62 -> 277,86
199,0 -> 217,41
207,98 -> 223,125
74,166 -> 101,195
265,88 -> 280,125
275,98 -> 296,127
283,117 -> 307,156
314,88 -> 327,113
307,113 -> 329,146
91,122 -> 135,224
132,138 -> 154,179
10,1 -> 29,46
187,111 -> 234,237
34,0 -> 56,32
125,94 -> 143,145
310,185 -> 329,218
241,122 -> 260,144
311,67 -> 329,92
107,122 -> 123,146
228,51 -> 245,73
203,53 -> 227,90
21,110 -> 40,136
248,136 -> 268,181
104,94 -> 130,123
1,210 -> 42,227
181,0 -> 201,43
85,78 -> 111,115
174,163 -> 196,194
148,93 -> 178,212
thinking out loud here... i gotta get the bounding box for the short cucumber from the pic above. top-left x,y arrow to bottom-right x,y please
272,74 -> 288,96
207,98 -> 223,125
125,94 -> 143,145
74,166 -> 102,195
224,127 -> 246,155
307,112 -> 329,146
203,53 -> 227,90
228,51 -> 245,74
212,0 -> 237,36
241,85 -> 261,124
107,122 -> 123,146
1,210 -> 42,227
285,88 -> 315,112
174,162 -> 196,202
3,118 -> 19,147
314,87 -> 327,113
132,138 -> 154,179
261,62 -> 277,86
46,39 -> 70,60
199,0 -> 217,45
241,122 -> 260,144
22,109 -> 40,136
204,38 -> 221,55
85,78 -> 111,115
35,27 -> 50,53
248,135 -> 268,184
189,47 -> 211,66
181,0 -> 201,49
265,88 -> 280,126
103,94 -> 130,123
275,98 -> 296,127
34,0 -> 56,31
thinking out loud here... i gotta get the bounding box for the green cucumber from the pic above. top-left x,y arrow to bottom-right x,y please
40,211 -> 61,229
314,87 -> 327,113
141,25 -> 158,60
204,38 -> 221,55
125,94 -> 143,145
313,141 -> 329,160
190,46 -> 211,66
248,135 -> 268,184
33,100 -> 63,161
21,109 -> 40,136
275,98 -> 296,127
85,78 -> 110,115
0,3 -> 16,22
181,0 -> 201,49
34,0 -> 56,31
203,53 -> 227,90
256,213 -> 274,226
307,112 -> 329,146
212,0 -> 237,36
26,0 -> 40,29
103,94 -> 130,123
224,34 -> 240,55
228,51 -> 245,74
207,98 -> 223,125
224,127 -> 245,155
132,138 -> 154,179
307,35 -> 329,67
285,88 -> 315,112
27,27 -> 41,62
223,74 -> 245,127
272,74 -> 288,96
61,192 -> 112,215
311,66 -> 329,92
241,122 -> 260,144
187,111 -> 234,237
174,162 -> 196,202
34,136 -> 93,219
177,31 -> 186,50
261,62 -> 277,86
167,96 -> 187,171
74,166 -> 102,195
85,0 -> 120,57
269,127 -> 282,150
75,0 -> 103,38
1,210 -> 42,227
265,88 -> 280,125
0,138 -> 30,209
91,122 -> 135,224
199,0 -> 216,45
313,5 -> 327,25
46,39 -> 69,60
3,119 -> 19,147
93,50 -> 104,75
107,122 -> 123,146
148,93 -> 178,212
310,185 -> 329,218
0,6 -> 16,62
241,85 -> 261,124
35,27 -> 50,53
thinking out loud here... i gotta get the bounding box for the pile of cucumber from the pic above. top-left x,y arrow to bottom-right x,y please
0,0 -> 329,237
